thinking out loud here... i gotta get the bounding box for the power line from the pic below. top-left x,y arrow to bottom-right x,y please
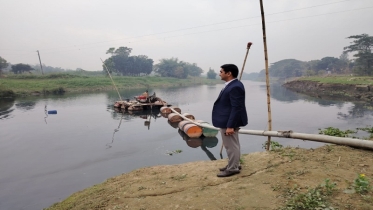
0,1 -> 371,55
1,0 -> 357,53
40,5 -> 373,54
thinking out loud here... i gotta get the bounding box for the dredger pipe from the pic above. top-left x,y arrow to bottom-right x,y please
169,108 -> 373,150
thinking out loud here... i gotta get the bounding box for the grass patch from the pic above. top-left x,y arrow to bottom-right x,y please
299,76 -> 373,85
0,73 -> 220,97
280,179 -> 337,210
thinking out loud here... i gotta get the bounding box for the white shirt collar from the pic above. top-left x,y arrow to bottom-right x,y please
224,78 -> 237,86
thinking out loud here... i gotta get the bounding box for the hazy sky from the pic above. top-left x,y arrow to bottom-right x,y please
1,0 -> 373,73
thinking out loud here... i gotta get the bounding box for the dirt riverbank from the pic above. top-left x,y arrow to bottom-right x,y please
45,145 -> 373,210
283,80 -> 373,103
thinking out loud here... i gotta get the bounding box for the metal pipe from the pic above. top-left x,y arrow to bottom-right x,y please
169,108 -> 373,150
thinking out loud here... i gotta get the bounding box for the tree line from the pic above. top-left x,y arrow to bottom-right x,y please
246,34 -> 373,80
2,34 -> 371,79
0,46 -> 206,79
102,47 -> 204,78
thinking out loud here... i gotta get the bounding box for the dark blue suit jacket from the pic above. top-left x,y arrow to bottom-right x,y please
212,79 -> 248,128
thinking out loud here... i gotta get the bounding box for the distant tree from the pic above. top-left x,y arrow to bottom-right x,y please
207,68 -> 217,79
0,56 -> 9,75
154,58 -> 180,77
339,52 -> 350,73
106,47 -> 132,57
344,34 -> 373,75
184,63 -> 203,76
31,64 -> 65,73
305,60 -> 320,75
103,47 -> 153,76
11,63 -> 34,74
317,57 -> 341,73
269,59 -> 305,78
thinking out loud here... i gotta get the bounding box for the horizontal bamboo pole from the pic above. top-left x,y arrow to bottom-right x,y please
169,108 -> 373,150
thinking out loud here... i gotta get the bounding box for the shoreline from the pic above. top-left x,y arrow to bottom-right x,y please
282,77 -> 373,103
44,145 -> 373,210
0,75 -> 221,98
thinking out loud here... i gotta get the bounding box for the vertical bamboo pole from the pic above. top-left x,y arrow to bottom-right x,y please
259,0 -> 273,151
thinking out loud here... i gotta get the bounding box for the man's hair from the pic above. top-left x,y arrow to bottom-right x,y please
221,64 -> 239,78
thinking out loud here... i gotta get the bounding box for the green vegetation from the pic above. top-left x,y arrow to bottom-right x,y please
263,140 -> 284,151
246,34 -> 373,81
154,57 -> 203,78
354,174 -> 371,194
318,127 -> 357,137
103,46 -> 153,76
166,149 -> 183,155
0,56 -> 8,75
319,126 -> 373,139
344,34 -> 373,76
101,46 -> 204,78
281,179 -> 336,210
299,75 -> 373,85
0,73 -> 220,98
11,63 -> 34,74
281,174 -> 373,209
207,67 -> 217,79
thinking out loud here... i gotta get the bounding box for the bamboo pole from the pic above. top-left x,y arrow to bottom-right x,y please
169,108 -> 373,150
238,42 -> 253,81
259,0 -> 272,151
100,58 -> 122,101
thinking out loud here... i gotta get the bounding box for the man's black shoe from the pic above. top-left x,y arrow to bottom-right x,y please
219,165 -> 242,171
217,170 -> 240,177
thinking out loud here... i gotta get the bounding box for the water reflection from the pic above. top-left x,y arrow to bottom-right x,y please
265,83 -> 299,103
108,108 -> 163,148
338,103 -> 373,120
107,112 -> 124,149
0,98 -> 15,120
269,83 -> 346,107
44,105 -> 48,124
15,101 -> 36,111
177,126 -> 218,161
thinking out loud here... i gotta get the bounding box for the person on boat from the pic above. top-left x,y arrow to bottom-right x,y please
142,90 -> 149,98
212,64 -> 248,177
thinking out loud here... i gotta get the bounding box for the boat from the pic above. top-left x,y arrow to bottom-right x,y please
114,91 -> 170,111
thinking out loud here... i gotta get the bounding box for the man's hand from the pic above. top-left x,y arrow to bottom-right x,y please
225,127 -> 235,135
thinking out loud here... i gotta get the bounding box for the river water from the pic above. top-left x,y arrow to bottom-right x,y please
0,81 -> 372,210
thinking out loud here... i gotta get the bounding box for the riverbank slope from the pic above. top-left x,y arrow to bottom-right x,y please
283,76 -> 373,103
45,145 -> 373,210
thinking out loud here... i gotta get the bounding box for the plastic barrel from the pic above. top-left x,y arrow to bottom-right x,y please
182,113 -> 195,120
183,123 -> 203,138
178,120 -> 194,130
160,106 -> 171,114
170,106 -> 181,113
196,121 -> 218,137
168,113 -> 182,123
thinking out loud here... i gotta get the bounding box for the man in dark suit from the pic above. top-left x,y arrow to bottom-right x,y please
212,64 -> 248,177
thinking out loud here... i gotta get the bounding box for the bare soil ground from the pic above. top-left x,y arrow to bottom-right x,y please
46,145 -> 373,210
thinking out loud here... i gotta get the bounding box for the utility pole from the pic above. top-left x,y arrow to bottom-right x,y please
37,50 -> 44,75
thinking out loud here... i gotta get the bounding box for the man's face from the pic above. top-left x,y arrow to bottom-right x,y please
219,68 -> 230,81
